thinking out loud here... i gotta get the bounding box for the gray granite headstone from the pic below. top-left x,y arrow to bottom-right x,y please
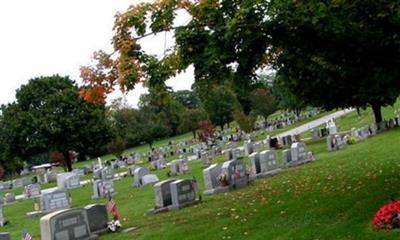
92,179 -> 115,199
203,164 -> 222,192
132,167 -> 150,187
141,174 -> 159,186
170,179 -> 197,208
221,159 -> 248,189
4,193 -> 15,204
154,179 -> 175,208
291,142 -> 307,162
0,233 -> 10,240
24,183 -> 41,199
40,188 -> 70,213
40,208 -> 94,240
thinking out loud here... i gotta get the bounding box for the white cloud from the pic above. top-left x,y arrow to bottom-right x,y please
0,0 -> 194,108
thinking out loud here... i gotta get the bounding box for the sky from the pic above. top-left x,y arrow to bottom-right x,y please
0,0 -> 194,108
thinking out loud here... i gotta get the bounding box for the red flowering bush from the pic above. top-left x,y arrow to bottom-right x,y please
372,200 -> 400,230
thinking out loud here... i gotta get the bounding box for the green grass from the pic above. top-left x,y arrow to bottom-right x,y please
2,125 -> 400,239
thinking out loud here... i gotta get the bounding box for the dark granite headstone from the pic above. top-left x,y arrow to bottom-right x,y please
0,233 -> 10,240
85,204 -> 108,234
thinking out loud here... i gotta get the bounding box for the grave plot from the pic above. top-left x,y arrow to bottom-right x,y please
283,142 -> 314,167
326,134 -> 347,151
132,167 -> 159,187
24,183 -> 41,199
249,150 -> 281,179
40,208 -> 96,240
169,158 -> 189,176
85,204 -> 109,235
203,159 -> 249,195
57,172 -> 81,190
27,188 -> 70,217
148,179 -> 200,214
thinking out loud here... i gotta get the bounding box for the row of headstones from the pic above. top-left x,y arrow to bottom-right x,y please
204,142 -> 314,195
310,125 -> 337,140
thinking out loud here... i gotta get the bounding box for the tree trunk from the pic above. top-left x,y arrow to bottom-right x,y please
371,103 -> 383,124
192,130 -> 196,139
356,107 -> 361,117
63,151 -> 73,172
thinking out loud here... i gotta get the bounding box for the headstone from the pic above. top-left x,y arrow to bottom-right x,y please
0,233 -> 10,240
72,168 -> 85,177
282,149 -> 292,166
57,173 -> 81,190
132,167 -> 150,187
249,152 -> 261,176
259,150 -> 281,176
94,167 -> 113,181
128,166 -> 138,176
40,208 -> 95,240
244,140 -> 254,156
291,142 -> 307,162
0,208 -> 4,227
12,179 -> 23,189
24,183 -> 41,199
220,159 -> 248,189
141,174 -> 159,186
170,179 -> 198,209
203,164 -> 223,195
85,204 -> 108,234
4,193 -> 15,204
310,129 -> 320,140
223,149 -> 233,161
40,188 -> 70,213
154,179 -> 176,209
170,159 -> 189,176
92,179 -> 115,199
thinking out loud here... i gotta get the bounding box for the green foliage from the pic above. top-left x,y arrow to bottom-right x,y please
250,88 -> 278,120
202,85 -> 239,129
172,90 -> 200,109
178,108 -> 208,138
0,75 -> 111,172
272,74 -> 307,112
107,137 -> 128,158
267,0 -> 400,123
233,111 -> 257,133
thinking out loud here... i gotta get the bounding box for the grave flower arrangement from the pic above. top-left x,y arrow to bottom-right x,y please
372,200 -> 400,230
218,172 -> 229,186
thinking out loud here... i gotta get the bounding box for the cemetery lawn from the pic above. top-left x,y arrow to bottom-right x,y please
2,128 -> 400,239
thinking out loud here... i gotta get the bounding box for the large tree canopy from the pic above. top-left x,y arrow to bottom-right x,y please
268,0 -> 400,123
0,75 -> 111,172
80,0 -> 271,115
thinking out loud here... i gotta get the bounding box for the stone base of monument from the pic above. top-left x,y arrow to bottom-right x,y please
147,199 -> 201,215
203,178 -> 249,195
285,159 -> 313,168
254,168 -> 281,179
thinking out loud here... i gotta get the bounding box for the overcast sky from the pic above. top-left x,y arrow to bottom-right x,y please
0,0 -> 194,108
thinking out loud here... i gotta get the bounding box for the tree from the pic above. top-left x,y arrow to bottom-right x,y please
233,111 -> 257,133
250,88 -> 278,120
268,0 -> 400,123
272,74 -> 307,115
178,108 -> 208,138
107,137 -> 128,158
80,0 -> 271,117
202,85 -> 238,129
173,90 -> 200,109
1,75 -> 111,172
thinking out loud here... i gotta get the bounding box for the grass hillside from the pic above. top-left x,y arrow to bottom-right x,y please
2,126 -> 400,239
